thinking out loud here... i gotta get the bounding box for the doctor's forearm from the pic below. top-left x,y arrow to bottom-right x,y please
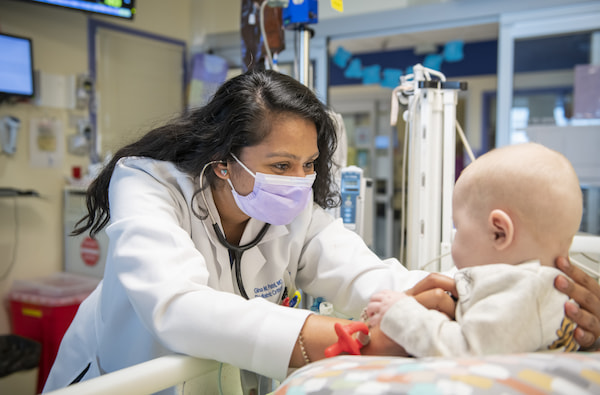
360,325 -> 409,356
289,314 -> 353,368
289,314 -> 410,368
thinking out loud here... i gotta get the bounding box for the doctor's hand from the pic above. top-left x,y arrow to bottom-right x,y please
404,273 -> 458,320
554,256 -> 600,349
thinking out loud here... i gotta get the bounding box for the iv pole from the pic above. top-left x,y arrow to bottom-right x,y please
279,0 -> 317,88
394,64 -> 467,272
296,24 -> 312,87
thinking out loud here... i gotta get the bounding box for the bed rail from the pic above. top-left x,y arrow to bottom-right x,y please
43,355 -> 219,395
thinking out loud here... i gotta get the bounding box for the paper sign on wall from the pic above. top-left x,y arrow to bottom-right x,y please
29,117 -> 64,168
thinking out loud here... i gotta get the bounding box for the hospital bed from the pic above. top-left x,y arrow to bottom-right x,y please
43,350 -> 600,395
41,231 -> 600,395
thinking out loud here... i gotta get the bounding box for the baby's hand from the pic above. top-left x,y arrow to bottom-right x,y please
405,273 -> 458,319
366,290 -> 409,327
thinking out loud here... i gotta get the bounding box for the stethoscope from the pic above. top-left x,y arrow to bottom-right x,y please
200,161 -> 270,300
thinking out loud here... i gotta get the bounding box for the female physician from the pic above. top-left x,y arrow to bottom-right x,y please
44,70 -> 600,394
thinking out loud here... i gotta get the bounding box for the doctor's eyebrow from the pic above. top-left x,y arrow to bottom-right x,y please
266,151 -> 320,161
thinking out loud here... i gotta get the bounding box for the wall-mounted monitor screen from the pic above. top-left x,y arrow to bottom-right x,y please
23,0 -> 135,20
0,33 -> 35,98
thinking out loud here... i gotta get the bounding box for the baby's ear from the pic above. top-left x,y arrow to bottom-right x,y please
489,209 -> 514,250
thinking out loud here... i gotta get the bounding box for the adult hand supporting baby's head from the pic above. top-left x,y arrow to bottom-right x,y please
554,256 -> 600,349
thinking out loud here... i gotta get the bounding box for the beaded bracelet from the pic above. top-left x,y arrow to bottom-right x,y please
297,332 -> 311,365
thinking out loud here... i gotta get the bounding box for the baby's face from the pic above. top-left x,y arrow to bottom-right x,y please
451,183 -> 493,270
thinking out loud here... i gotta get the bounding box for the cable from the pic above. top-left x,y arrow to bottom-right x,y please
398,72 -> 421,266
199,161 -> 223,225
455,120 -> 476,163
419,251 -> 452,271
259,1 -> 289,71
421,66 -> 446,82
0,197 -> 18,280
399,103 -> 409,264
259,1 -> 275,70
217,363 -> 224,395
399,93 -> 420,265
392,72 -> 416,264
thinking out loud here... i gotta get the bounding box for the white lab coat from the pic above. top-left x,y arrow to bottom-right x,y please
44,157 -> 429,394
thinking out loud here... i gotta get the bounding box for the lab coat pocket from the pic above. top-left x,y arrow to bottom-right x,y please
69,357 -> 102,386
69,362 -> 91,385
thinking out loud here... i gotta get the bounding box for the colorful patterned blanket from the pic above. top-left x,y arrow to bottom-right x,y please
274,352 -> 600,394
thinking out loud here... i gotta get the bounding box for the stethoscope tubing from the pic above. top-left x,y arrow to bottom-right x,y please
200,160 -> 271,299
212,223 -> 270,299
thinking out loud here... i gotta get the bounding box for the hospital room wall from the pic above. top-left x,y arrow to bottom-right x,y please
0,0 -> 416,337
0,0 -> 193,334
0,0 -> 593,334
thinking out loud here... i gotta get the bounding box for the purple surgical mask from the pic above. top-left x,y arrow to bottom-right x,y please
227,153 -> 316,225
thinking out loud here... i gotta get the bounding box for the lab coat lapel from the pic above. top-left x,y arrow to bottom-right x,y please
194,187 -> 237,293
238,218 -> 288,298
198,218 -> 236,293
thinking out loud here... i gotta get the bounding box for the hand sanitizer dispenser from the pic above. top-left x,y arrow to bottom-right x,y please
0,115 -> 21,155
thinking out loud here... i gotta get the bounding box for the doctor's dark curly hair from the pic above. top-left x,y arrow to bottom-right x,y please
73,70 -> 340,237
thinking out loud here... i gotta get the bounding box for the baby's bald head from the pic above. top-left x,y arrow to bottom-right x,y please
455,143 -> 582,252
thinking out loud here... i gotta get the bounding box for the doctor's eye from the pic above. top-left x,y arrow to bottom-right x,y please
304,161 -> 315,171
272,162 -> 290,172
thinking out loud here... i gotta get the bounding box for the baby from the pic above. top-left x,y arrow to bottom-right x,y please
366,142 -> 583,356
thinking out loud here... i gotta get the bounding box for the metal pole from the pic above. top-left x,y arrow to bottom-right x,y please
297,25 -> 311,87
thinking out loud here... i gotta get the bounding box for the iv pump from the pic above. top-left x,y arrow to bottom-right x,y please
0,115 -> 21,155
339,166 -> 366,237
